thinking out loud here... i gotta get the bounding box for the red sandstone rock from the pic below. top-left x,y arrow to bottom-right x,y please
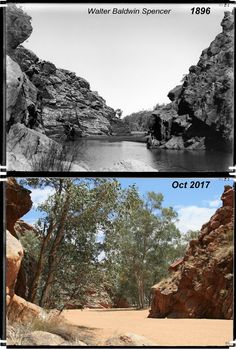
6,230 -> 24,300
6,230 -> 44,323
6,178 -> 46,323
7,294 -> 45,323
149,186 -> 233,319
15,219 -> 39,237
6,178 -> 33,300
6,178 -> 32,236
168,258 -> 184,272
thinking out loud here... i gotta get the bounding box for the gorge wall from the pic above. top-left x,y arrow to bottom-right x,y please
6,178 -> 45,323
149,11 -> 234,151
6,4 -> 129,170
149,185 -> 233,319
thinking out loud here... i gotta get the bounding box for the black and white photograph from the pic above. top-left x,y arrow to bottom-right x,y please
6,3 -> 234,172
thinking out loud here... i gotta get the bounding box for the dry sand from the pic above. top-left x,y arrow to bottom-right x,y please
63,308 -> 233,346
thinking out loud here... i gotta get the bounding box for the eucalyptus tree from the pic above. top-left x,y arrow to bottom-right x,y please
20,178 -> 121,307
103,188 -> 182,308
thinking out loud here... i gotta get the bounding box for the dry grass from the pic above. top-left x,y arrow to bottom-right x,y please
7,323 -> 32,345
7,315 -> 98,346
31,141 -> 78,171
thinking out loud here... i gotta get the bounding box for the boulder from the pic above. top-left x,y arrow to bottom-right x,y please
149,186 -> 233,319
6,230 -> 24,303
7,123 -> 63,171
6,4 -> 32,54
22,331 -> 66,346
167,85 -> 182,102
14,220 -> 39,238
6,178 -> 32,236
162,136 -> 185,149
7,295 -> 46,323
21,331 -> 87,346
7,123 -> 89,171
104,333 -> 158,346
184,137 -> 205,150
6,55 -> 23,122
102,159 -> 158,172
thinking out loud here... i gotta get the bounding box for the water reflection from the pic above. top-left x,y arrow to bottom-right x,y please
66,139 -> 232,172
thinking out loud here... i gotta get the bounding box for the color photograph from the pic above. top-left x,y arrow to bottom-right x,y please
6,177 -> 233,346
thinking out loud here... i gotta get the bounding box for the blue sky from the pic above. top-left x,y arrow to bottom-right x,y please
22,178 -> 234,234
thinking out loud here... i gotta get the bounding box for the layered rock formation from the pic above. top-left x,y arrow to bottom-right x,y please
150,11 -> 233,151
6,4 -> 129,171
6,178 -> 45,323
149,185 -> 233,319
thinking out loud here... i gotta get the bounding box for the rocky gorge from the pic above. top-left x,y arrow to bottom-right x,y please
6,178 -> 234,346
6,5 -> 234,171
149,185 -> 233,319
125,11 -> 234,152
6,4 -> 130,171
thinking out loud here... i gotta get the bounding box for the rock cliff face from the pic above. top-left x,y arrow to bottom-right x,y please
6,178 -> 45,323
149,186 -> 233,319
150,11 -> 233,151
10,44 -> 120,138
6,4 -> 32,55
7,4 -> 128,138
6,4 -> 129,170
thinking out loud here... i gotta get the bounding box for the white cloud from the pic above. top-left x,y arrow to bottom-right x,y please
207,199 -> 221,208
31,187 -> 55,208
98,251 -> 105,261
24,218 -> 37,225
96,229 -> 105,243
176,206 -> 216,234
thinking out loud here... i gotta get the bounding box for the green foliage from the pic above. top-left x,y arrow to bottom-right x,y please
183,229 -> 200,242
19,178 -> 192,311
19,230 -> 41,260
123,110 -> 153,132
103,188 -> 183,308
21,178 -> 123,308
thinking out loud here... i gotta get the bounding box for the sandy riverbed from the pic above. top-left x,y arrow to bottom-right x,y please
62,308 -> 233,346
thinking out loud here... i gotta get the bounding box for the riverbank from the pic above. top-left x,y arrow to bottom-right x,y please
62,308 -> 233,346
83,134 -> 147,143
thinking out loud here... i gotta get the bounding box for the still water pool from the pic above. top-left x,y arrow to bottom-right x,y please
66,139 -> 232,172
